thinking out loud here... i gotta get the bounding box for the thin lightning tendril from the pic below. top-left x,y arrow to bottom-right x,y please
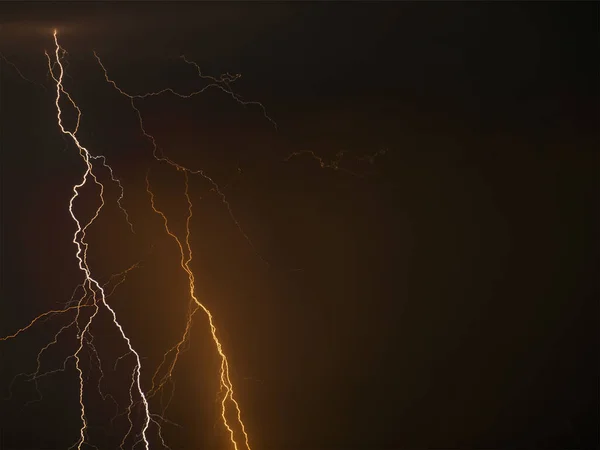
2,259 -> 143,418
0,52 -> 48,90
94,52 -> 271,267
284,148 -> 387,177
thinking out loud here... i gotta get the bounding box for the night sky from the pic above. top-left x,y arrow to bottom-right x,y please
0,2 -> 598,450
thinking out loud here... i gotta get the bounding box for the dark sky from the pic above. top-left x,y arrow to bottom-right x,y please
0,2 -> 598,450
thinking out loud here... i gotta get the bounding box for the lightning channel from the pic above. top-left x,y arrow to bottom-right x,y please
45,30 -> 151,449
145,169 -> 252,450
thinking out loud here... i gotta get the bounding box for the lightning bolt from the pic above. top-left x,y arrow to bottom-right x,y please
145,169 -> 251,449
93,45 -> 266,450
44,30 -> 151,449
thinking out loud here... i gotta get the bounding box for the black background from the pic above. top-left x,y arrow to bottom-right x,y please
0,2 -> 598,449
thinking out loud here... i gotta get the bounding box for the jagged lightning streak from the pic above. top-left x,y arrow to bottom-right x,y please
45,30 -> 151,449
92,52 -> 273,449
145,169 -> 251,450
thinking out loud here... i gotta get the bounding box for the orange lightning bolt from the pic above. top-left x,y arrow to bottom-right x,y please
145,169 -> 252,450
92,49 -> 278,450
